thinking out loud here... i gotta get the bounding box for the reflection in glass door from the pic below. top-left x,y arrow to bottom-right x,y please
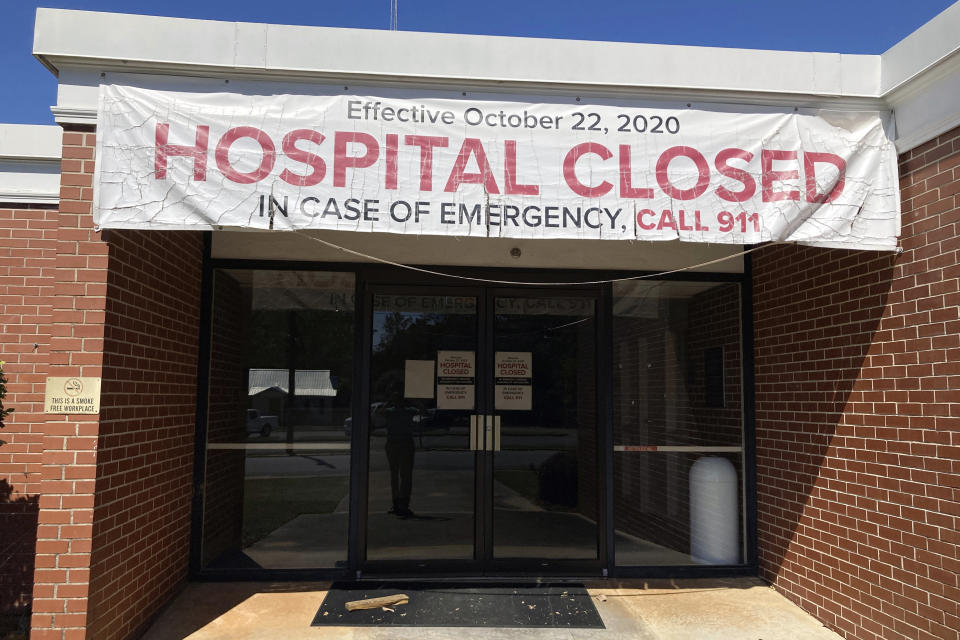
490,295 -> 599,563
365,292 -> 480,564
362,287 -> 600,572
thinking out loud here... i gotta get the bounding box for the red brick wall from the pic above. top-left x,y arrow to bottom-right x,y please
754,125 -> 960,640
0,202 -> 57,630
85,226 -> 203,640
201,270 -> 247,567
20,126 -> 204,640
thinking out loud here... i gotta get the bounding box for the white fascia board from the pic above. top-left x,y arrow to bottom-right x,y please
0,125 -> 62,204
887,56 -> 960,153
33,8 -> 882,99
0,124 -> 61,160
0,160 -> 61,205
881,1 -> 960,94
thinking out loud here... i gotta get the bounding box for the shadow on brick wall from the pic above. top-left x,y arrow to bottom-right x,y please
0,479 -> 38,638
753,245 -> 898,584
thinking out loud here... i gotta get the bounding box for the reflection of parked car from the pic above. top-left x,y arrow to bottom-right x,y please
345,403 -> 445,438
246,409 -> 278,437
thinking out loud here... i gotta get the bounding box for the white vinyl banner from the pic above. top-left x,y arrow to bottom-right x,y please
94,85 -> 901,250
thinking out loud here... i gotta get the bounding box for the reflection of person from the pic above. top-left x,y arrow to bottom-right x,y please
382,393 -> 415,518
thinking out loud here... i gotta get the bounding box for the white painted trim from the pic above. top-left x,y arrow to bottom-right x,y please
51,106 -> 97,125
33,9 -> 882,99
0,124 -> 61,159
881,1 -> 960,94
0,192 -> 59,205
27,5 -> 960,155
0,125 -> 62,204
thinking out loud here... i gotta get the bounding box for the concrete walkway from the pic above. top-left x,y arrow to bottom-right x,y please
141,578 -> 842,640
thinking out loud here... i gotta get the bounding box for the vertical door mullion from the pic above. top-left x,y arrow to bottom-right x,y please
478,286 -> 494,570
351,278 -> 373,574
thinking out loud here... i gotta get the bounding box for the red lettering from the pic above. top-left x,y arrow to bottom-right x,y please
333,132 -> 380,188
656,146 -> 710,200
619,145 -> 654,199
155,123 -> 209,181
215,126 -> 276,184
385,134 -> 398,190
504,140 -> 539,195
637,208 -> 656,230
563,142 -> 613,197
714,148 -> 755,202
657,209 -> 677,231
804,152 -> 845,203
279,129 -> 325,187
761,149 -> 800,202
405,135 -> 448,191
444,138 -> 500,194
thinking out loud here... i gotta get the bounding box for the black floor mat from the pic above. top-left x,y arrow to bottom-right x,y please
311,582 -> 605,628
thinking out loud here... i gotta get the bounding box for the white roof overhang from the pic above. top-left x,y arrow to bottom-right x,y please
30,4 -> 960,153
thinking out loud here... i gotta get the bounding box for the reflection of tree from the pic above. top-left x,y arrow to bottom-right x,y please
371,312 -> 475,402
496,314 -> 586,428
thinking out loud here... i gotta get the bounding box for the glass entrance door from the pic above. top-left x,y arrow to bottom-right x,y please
364,290 -> 482,569
488,294 -> 599,567
361,285 -> 600,574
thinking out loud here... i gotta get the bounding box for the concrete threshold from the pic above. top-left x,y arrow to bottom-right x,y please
141,578 -> 842,640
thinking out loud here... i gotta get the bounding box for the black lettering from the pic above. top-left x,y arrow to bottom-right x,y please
460,203 -> 482,226
390,200 -> 412,222
544,206 -> 559,228
322,198 -> 342,219
344,198 -> 362,221
441,202 -> 456,224
300,196 -> 321,217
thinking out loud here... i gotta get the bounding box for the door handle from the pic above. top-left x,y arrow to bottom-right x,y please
493,415 -> 501,451
485,415 -> 493,452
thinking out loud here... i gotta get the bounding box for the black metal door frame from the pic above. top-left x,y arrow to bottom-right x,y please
356,277 -> 604,577
188,253 -> 755,582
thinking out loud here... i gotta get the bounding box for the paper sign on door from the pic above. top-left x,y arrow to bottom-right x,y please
404,360 -> 435,398
495,351 -> 532,410
436,350 -> 475,410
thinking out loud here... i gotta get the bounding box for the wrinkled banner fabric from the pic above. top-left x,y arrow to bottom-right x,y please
94,85 -> 900,250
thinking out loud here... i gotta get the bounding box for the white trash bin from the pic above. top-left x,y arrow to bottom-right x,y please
689,456 -> 740,564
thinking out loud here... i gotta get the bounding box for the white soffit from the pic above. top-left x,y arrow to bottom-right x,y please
0,124 -> 61,204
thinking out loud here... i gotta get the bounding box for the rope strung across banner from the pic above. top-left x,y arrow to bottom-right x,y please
292,228 -> 778,286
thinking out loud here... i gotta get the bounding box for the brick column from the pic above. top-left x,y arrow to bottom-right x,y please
30,126 -> 105,640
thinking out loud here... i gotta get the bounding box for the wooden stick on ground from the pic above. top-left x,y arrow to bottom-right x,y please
345,594 -> 410,611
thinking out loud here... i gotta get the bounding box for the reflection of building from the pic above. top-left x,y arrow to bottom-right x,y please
247,369 -> 339,427
1,6 -> 960,640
